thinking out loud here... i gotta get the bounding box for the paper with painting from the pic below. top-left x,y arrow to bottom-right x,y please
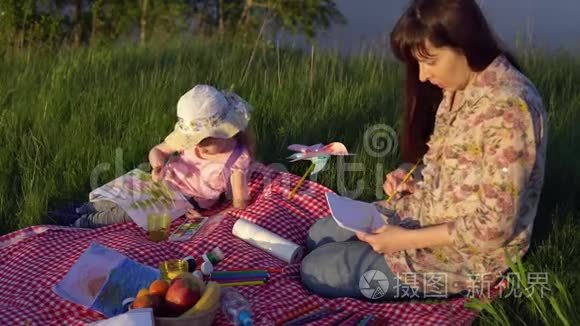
88,169 -> 193,230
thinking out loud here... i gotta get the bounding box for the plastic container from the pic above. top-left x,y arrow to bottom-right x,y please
221,288 -> 253,326
147,214 -> 171,242
159,259 -> 188,281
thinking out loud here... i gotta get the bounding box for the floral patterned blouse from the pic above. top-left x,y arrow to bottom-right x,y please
384,55 -> 548,295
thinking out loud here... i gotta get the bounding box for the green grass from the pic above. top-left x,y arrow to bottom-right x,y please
1,37 -> 579,324
468,213 -> 580,325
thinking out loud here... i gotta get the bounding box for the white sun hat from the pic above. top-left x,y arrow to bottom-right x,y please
164,84 -> 252,150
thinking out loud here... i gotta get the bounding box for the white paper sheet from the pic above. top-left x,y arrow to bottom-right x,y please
90,308 -> 154,326
325,192 -> 386,233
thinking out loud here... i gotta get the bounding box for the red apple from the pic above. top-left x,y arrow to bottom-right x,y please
165,282 -> 201,315
170,277 -> 189,288
170,273 -> 203,293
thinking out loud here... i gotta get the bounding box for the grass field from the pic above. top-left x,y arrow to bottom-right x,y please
1,37 -> 579,324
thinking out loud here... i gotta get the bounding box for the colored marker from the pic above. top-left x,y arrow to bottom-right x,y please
220,280 -> 266,287
211,270 -> 270,276
358,315 -> 373,326
283,308 -> 335,326
338,315 -> 362,326
211,271 -> 269,277
368,316 -> 386,326
218,267 -> 283,273
275,302 -> 322,325
210,272 -> 269,279
211,272 -> 269,280
332,312 -> 357,326
212,275 -> 269,283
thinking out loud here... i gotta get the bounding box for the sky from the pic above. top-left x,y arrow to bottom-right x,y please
280,0 -> 580,55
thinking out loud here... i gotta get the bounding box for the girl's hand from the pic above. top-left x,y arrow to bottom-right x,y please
232,199 -> 248,210
149,150 -> 167,169
152,166 -> 164,182
383,168 -> 416,198
185,208 -> 202,220
148,144 -> 174,175
231,170 -> 249,209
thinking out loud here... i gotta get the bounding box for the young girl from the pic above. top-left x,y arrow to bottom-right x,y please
55,84 -> 254,228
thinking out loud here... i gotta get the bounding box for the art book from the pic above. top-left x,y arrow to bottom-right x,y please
89,169 -> 192,230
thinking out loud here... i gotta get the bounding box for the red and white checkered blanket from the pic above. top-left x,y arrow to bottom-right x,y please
0,164 -> 482,325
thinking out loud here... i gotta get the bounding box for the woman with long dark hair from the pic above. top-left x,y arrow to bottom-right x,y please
301,0 -> 547,299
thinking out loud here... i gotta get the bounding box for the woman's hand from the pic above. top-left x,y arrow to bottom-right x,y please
356,223 -> 454,255
355,225 -> 415,255
383,168 -> 416,198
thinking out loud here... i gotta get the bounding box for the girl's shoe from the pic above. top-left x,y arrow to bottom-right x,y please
47,202 -> 84,226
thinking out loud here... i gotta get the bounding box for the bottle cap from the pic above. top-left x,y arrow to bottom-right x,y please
202,253 -> 211,264
211,247 -> 225,261
204,247 -> 225,266
201,261 -> 214,275
238,310 -> 253,326
182,255 -> 197,272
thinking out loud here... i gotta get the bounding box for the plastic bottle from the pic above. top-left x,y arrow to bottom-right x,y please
221,288 -> 253,326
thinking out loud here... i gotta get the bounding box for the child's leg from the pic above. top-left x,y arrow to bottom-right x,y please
75,202 -> 94,214
75,200 -> 119,214
74,203 -> 132,228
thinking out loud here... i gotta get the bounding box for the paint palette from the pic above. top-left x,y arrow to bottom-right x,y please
168,217 -> 208,242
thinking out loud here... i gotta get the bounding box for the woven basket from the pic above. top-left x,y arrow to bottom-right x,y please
154,300 -> 220,326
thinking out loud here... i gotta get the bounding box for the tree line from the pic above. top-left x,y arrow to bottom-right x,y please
0,0 -> 345,50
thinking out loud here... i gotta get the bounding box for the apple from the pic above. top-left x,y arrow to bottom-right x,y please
149,279 -> 170,297
165,282 -> 201,315
171,272 -> 204,293
169,278 -> 190,289
136,288 -> 150,298
131,294 -> 161,313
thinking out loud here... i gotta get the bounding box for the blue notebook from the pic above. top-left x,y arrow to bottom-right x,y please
53,242 -> 160,317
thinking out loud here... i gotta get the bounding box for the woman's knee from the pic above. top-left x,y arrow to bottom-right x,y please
306,216 -> 356,251
301,242 -> 355,298
306,216 -> 331,251
301,241 -> 401,300
301,241 -> 377,299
